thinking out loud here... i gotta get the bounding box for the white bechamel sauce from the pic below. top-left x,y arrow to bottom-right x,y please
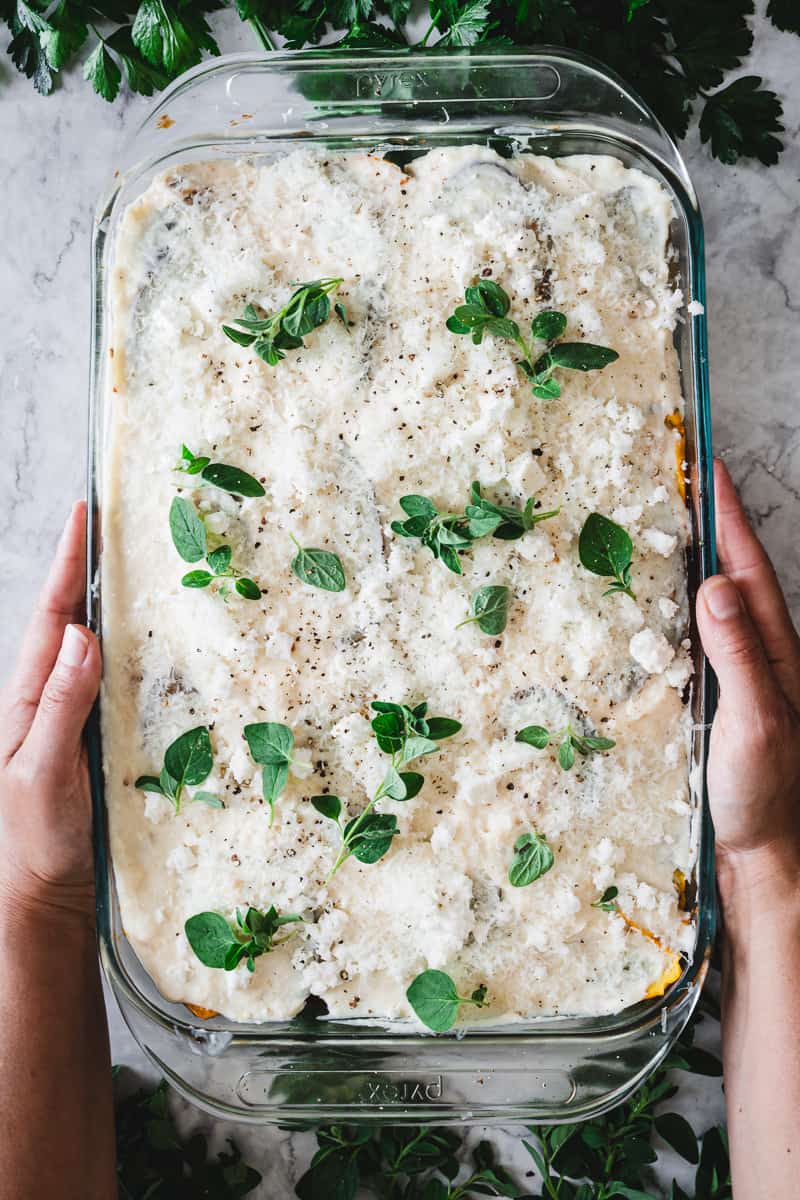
101,147 -> 694,1024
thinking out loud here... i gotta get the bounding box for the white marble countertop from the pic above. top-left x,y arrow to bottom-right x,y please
1,5 -> 797,1195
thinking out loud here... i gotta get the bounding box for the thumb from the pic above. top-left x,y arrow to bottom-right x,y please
21,624 -> 102,772
697,575 -> 776,719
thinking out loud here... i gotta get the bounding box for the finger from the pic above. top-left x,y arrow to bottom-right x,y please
714,459 -> 800,709
19,624 -> 101,776
697,575 -> 779,723
0,501 -> 88,760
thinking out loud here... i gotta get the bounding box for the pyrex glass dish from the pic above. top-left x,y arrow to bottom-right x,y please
87,47 -> 716,1125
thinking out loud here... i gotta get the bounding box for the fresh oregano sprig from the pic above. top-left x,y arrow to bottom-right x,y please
456,584 -> 510,635
184,905 -> 303,973
169,497 -> 261,600
406,969 -> 489,1033
465,480 -> 560,540
135,726 -> 220,811
390,495 -> 473,575
175,445 -> 265,498
222,278 -> 348,366
392,482 -> 558,575
290,534 -> 346,592
311,699 -> 460,878
447,281 -> 618,399
369,699 -> 461,803
294,1124 -> 523,1200
593,885 -> 620,912
579,512 -> 636,599
243,722 -> 297,827
516,722 -> 616,771
508,831 -> 554,887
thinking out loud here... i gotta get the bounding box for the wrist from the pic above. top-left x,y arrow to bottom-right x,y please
718,838 -> 800,949
0,868 -> 96,931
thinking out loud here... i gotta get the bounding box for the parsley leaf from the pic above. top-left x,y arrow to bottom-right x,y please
699,75 -> 785,165
435,0 -> 492,47
5,0 -> 794,175
135,725 -> 220,812
406,969 -> 489,1032
185,905 -> 303,973
131,0 -> 218,76
222,279 -> 347,366
578,512 -> 636,599
83,37 -> 121,101
456,584 -> 511,635
768,0 -> 800,34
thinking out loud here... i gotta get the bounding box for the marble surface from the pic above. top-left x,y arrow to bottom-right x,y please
1,3 -> 798,1194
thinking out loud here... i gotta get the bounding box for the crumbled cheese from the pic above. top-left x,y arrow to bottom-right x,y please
630,628 -> 676,674
102,147 -> 693,1025
642,527 -> 679,557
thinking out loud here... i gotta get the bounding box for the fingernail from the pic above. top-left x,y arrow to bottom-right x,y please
704,577 -> 742,620
59,624 -> 89,668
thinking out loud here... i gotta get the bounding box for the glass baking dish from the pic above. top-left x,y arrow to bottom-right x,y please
87,46 -> 716,1125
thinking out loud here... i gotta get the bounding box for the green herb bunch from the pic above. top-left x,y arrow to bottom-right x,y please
447,287 -> 618,400
12,1 -> 793,173
312,699 -> 461,877
290,993 -> 727,1198
169,496 -> 261,600
296,1124 -> 523,1200
222,278 -> 347,366
392,481 -> 558,575
134,725 -> 221,811
184,904 -> 303,972
114,1072 -> 261,1199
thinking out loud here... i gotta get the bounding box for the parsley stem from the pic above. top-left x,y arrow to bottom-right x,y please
249,15 -> 276,51
418,14 -> 439,46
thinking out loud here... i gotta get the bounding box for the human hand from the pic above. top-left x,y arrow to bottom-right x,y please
697,460 -> 800,902
0,502 -> 102,920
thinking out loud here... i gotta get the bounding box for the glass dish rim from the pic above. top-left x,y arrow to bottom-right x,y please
87,44 -> 717,1052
